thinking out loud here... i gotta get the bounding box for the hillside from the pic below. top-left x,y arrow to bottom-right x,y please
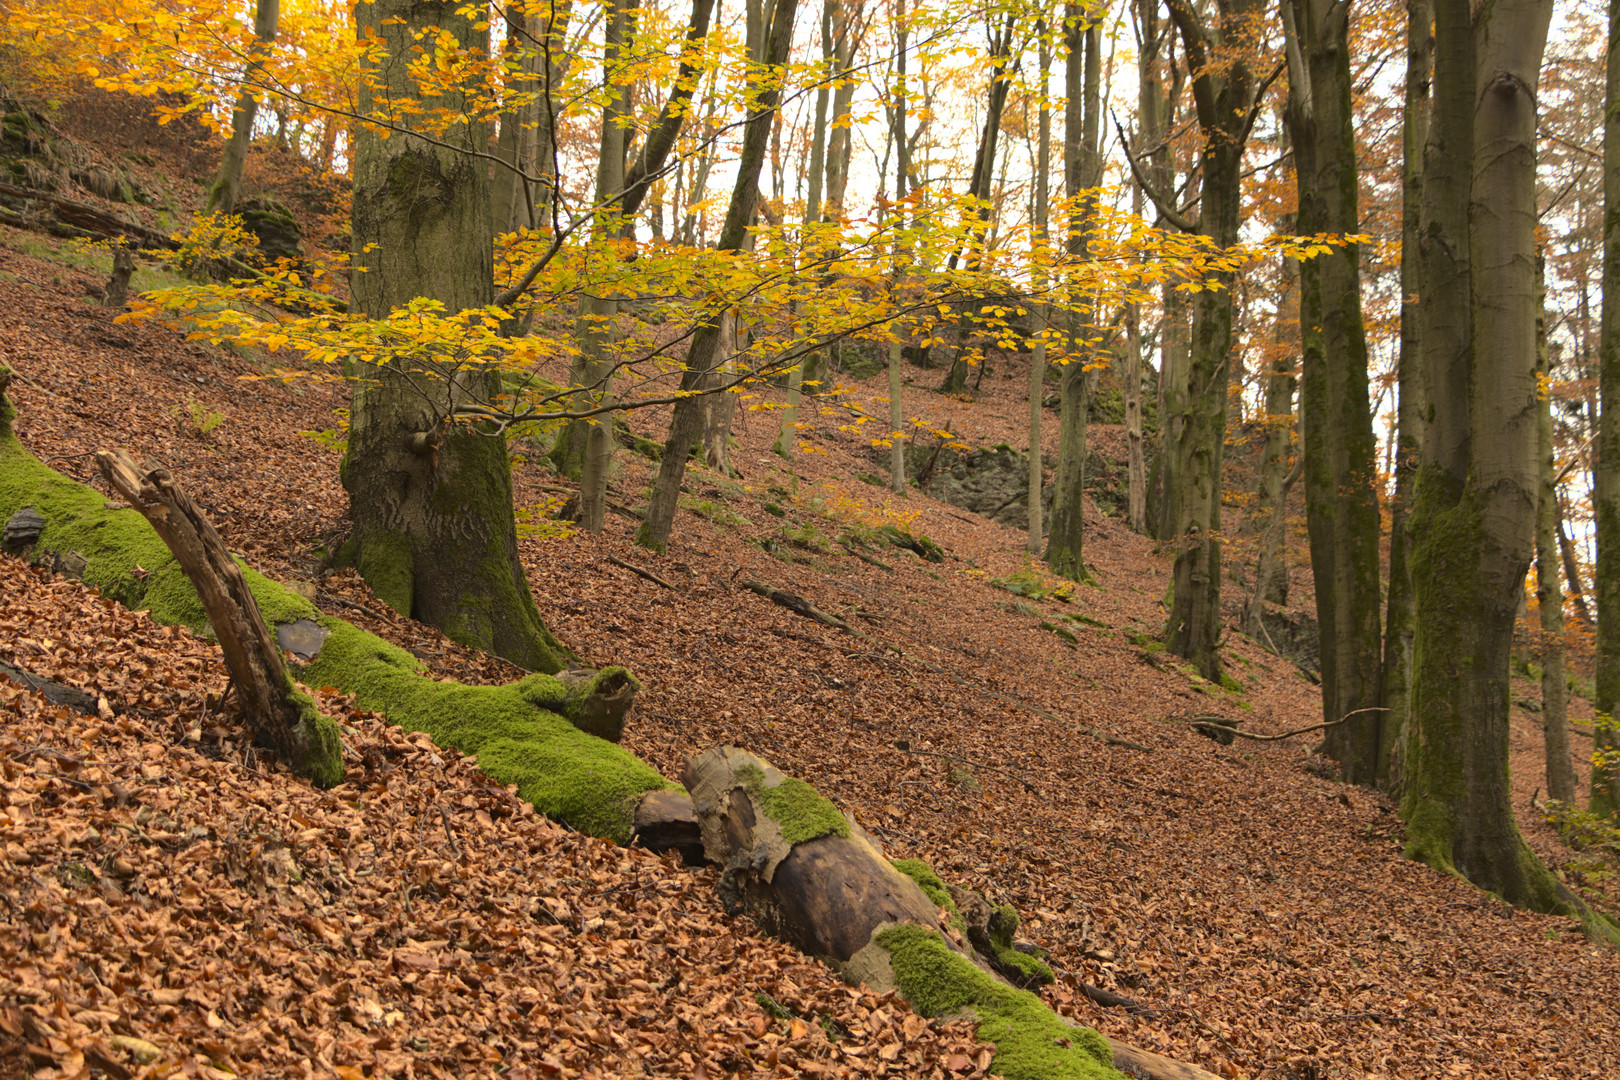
3,110 -> 1620,1078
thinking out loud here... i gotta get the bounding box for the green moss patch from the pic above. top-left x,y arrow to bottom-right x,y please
875,925 -> 1121,1080
302,622 -> 667,841
0,402 -> 665,835
735,762 -> 850,844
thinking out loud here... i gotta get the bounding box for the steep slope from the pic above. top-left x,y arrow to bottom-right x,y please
3,205 -> 1620,1080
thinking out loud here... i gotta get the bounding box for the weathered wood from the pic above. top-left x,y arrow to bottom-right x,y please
94,450 -> 341,786
0,658 -> 99,716
736,579 -> 856,632
1108,1041 -> 1224,1080
681,746 -> 937,963
631,789 -> 707,865
607,554 -> 677,591
0,182 -> 176,250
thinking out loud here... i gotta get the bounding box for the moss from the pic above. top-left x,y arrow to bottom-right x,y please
356,531 -> 413,615
875,925 -> 1121,1080
891,859 -> 953,909
988,904 -> 1053,985
735,762 -> 850,844
303,621 -> 666,840
287,682 -> 345,789
1,413 -> 662,836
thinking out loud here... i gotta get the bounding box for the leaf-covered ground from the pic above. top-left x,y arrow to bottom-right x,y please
3,204 -> 1620,1080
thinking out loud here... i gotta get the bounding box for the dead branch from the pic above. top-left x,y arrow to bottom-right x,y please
1183,706 -> 1390,743
608,554 -> 677,590
894,741 -> 1041,794
736,577 -> 858,633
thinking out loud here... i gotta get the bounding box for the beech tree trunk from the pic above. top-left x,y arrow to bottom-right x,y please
1284,0 -> 1385,785
886,0 -> 908,496
1045,7 -> 1101,582
1595,0 -> 1620,818
638,0 -> 800,553
95,450 -> 342,787
492,2 -> 571,237
1161,0 -> 1264,681
1382,0 -> 1431,793
1536,258 -> 1577,805
1028,30 -> 1052,554
559,0 -> 638,530
1401,0 -> 1573,912
207,0 -> 278,214
347,0 -> 566,674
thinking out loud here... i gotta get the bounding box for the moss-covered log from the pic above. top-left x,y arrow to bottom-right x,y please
0,368 -> 668,840
683,747 -> 1220,1080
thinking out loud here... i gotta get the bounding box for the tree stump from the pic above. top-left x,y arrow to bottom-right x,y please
95,450 -> 342,786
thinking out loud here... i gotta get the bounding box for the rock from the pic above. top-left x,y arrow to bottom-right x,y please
236,195 -> 303,265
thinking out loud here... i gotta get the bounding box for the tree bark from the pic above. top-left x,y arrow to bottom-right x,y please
1537,255 -> 1577,804
638,0 -> 800,553
1382,0 -> 1431,794
1028,29 -> 1053,554
1595,0 -> 1620,818
95,450 -> 342,787
1401,0 -> 1578,913
207,0 -> 279,215
886,0 -> 909,496
1161,0 -> 1263,681
347,0 -> 567,674
1045,6 -> 1101,582
492,2 -> 572,237
559,0 -> 640,530
1284,0 -> 1385,785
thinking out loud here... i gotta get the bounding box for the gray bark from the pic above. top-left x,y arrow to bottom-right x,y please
207,0 -> 279,215
348,0 -> 567,673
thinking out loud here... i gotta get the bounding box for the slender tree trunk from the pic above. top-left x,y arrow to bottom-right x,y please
886,0 -> 909,495
638,0 -> 801,553
493,3 -> 571,236
1556,495 -> 1595,626
208,0 -> 279,214
774,0 -> 838,459
1243,261 -> 1295,633
560,0 -> 639,531
1161,0 -> 1263,680
1594,0 -> 1620,818
1028,29 -> 1053,554
822,1 -> 861,219
1382,0 -> 1431,793
1284,0 -> 1385,785
348,0 -> 567,674
1402,0 -> 1574,913
1045,7 -> 1101,582
1537,254 -> 1577,805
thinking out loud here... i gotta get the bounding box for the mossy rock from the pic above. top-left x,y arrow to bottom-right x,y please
237,195 -> 303,265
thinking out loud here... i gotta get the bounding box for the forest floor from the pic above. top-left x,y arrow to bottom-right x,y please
3,121 -> 1620,1080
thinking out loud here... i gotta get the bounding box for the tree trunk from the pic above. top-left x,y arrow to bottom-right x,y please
1045,8 -> 1101,582
1161,0 -> 1262,681
638,0 -> 800,554
1537,255 -> 1577,805
492,3 -> 571,237
95,450 -> 342,787
1028,30 -> 1053,555
774,0 -> 839,460
1241,263 -> 1295,638
1401,0 -> 1575,912
207,0 -> 279,215
347,0 -> 566,674
822,1 -> 862,219
1382,0 -> 1431,794
559,0 -> 639,529
1284,0 -> 1385,785
886,0 -> 908,496
1594,0 -> 1620,818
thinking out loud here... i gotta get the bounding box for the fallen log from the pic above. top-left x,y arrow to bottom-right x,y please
0,367 -> 668,841
0,182 -> 177,250
681,745 -> 1220,1080
0,657 -> 101,716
